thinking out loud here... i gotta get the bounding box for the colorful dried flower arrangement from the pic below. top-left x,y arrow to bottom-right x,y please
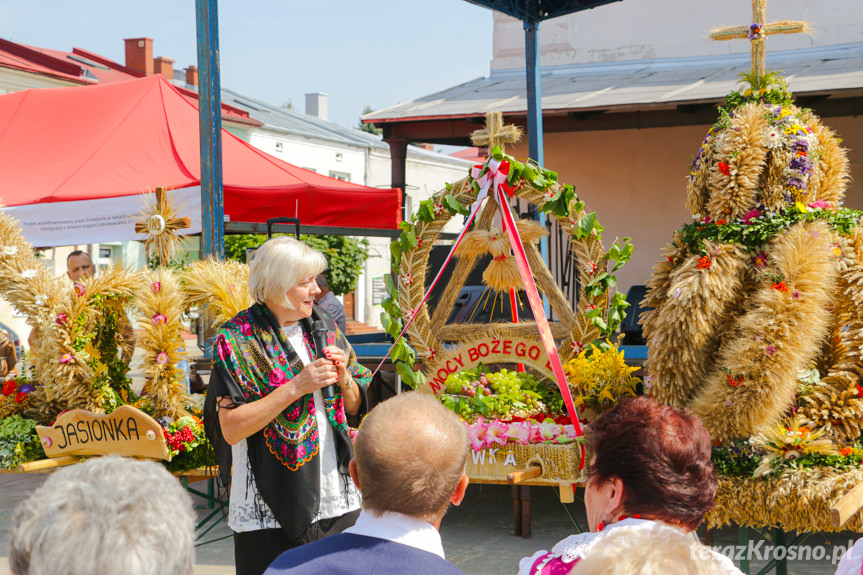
160,415 -> 215,472
0,377 -> 36,418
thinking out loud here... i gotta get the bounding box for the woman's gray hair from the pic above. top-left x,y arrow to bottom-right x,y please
247,237 -> 327,308
10,455 -> 195,575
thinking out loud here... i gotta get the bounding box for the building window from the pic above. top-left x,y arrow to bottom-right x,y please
329,171 -> 350,182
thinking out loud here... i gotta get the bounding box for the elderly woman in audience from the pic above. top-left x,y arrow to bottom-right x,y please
518,396 -> 742,575
10,455 -> 195,575
570,521 -> 733,575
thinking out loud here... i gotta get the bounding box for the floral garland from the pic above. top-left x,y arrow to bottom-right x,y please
0,377 -> 36,418
712,419 -> 856,480
466,416 -> 582,452
677,202 -> 861,256
382,146 -> 634,388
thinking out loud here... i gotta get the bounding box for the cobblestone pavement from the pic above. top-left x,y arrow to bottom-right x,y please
0,471 -> 856,574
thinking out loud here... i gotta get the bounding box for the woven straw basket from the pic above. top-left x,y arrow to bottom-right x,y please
466,442 -> 585,484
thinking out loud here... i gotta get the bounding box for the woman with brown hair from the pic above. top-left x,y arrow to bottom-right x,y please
518,396 -> 741,574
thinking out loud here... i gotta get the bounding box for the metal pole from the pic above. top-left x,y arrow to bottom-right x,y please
196,0 -> 225,260
525,19 -> 544,166
525,18 -> 549,313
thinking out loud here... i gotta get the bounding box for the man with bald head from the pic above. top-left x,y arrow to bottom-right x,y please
264,392 -> 470,575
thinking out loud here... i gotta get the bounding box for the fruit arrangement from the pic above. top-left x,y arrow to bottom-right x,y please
437,365 -> 563,421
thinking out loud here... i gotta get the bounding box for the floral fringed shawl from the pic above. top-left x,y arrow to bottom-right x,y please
204,303 -> 370,540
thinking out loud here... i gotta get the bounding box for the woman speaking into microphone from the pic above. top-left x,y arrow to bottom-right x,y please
204,237 -> 370,575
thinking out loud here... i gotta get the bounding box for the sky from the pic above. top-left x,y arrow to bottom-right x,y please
0,0 -> 495,128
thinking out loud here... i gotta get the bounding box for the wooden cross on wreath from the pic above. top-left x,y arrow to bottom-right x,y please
134,186 -> 191,268
710,0 -> 809,80
420,112 -> 573,345
470,111 -> 522,153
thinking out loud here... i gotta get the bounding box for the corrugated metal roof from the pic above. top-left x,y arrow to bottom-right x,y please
364,42 -> 863,122
221,88 -> 473,166
221,88 -> 386,149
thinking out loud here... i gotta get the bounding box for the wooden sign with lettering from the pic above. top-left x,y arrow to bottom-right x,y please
36,405 -> 170,461
424,334 -> 554,394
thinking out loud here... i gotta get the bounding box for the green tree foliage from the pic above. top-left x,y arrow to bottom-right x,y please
224,234 -> 369,296
359,105 -> 382,135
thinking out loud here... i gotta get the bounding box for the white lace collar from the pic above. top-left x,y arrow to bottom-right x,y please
281,321 -> 302,337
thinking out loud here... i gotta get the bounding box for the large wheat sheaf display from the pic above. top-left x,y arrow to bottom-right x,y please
641,73 -> 863,531
181,258 -> 252,327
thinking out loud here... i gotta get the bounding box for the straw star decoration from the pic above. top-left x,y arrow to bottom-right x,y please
134,186 -> 191,267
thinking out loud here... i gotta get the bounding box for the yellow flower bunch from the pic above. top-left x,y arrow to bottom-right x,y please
563,343 -> 640,412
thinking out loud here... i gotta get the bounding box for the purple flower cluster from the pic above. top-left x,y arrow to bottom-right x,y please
767,106 -> 813,203
688,132 -> 713,181
787,139 -> 813,198
748,23 -> 763,40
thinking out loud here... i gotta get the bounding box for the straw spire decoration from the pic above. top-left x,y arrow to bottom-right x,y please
133,186 -> 191,268
136,269 -> 189,419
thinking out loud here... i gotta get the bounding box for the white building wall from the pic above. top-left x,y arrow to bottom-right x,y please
0,68 -> 80,94
492,0 -> 863,71
246,130 -> 367,184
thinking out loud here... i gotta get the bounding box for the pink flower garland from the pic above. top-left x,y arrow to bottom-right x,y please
466,418 -> 581,451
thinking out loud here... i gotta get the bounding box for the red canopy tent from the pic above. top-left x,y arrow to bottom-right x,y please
0,74 -> 400,246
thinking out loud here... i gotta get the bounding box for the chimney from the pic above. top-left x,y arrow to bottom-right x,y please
154,56 -> 174,80
124,37 -> 153,75
184,65 -> 198,88
305,92 -> 328,121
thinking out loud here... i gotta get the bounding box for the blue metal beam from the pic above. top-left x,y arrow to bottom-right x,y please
524,20 -> 543,166
524,19 -> 548,273
195,0 -> 225,260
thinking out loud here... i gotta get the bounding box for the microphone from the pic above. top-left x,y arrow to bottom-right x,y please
311,320 -> 334,399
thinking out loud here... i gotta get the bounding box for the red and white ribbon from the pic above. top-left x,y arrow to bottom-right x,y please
470,158 -> 510,198
375,158 -> 585,467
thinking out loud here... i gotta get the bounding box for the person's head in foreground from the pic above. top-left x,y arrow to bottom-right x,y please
66,250 -> 94,282
350,392 -> 470,526
248,237 -> 325,324
585,396 -> 716,532
10,455 -> 195,575
570,522 -> 730,575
